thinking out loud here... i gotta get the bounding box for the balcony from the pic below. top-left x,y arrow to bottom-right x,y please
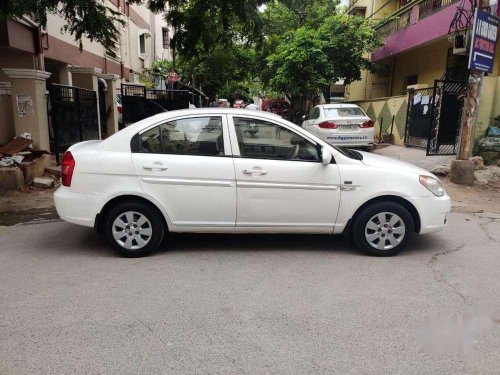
376,0 -> 458,37
372,0 -> 468,61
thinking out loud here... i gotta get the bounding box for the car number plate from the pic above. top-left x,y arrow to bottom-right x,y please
341,125 -> 357,131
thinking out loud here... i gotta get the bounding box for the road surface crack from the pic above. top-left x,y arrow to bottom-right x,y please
428,244 -> 467,303
477,218 -> 497,242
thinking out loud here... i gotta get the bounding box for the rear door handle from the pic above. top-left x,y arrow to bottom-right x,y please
143,163 -> 168,171
243,168 -> 267,175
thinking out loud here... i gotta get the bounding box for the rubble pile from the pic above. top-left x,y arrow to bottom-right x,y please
0,133 -> 56,190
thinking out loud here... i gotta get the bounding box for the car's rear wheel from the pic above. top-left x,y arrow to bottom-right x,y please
352,202 -> 414,256
104,201 -> 165,257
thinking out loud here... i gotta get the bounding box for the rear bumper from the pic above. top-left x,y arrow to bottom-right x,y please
408,194 -> 451,234
54,187 -> 106,227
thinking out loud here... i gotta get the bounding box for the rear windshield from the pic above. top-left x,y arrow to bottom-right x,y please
324,107 -> 365,118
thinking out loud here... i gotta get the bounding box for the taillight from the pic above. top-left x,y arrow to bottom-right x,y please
61,151 -> 75,187
318,121 -> 338,129
117,106 -> 123,113
359,120 -> 374,128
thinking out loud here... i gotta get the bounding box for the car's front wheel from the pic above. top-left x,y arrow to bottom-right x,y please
352,201 -> 414,256
104,200 -> 165,257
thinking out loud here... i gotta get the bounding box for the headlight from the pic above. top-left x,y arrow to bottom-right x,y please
419,175 -> 445,196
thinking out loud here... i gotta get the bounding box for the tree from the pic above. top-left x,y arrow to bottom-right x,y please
260,1 -> 382,116
0,0 -> 266,54
1,0 -> 124,51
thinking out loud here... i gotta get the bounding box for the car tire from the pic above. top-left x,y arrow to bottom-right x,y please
104,200 -> 165,257
352,201 -> 414,256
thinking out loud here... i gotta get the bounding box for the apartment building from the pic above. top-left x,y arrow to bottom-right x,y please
345,0 -> 500,153
0,2 -> 173,153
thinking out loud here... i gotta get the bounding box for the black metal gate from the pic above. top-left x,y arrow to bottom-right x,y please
121,84 -> 192,126
426,79 -> 467,156
404,80 -> 466,155
48,84 -> 99,163
404,87 -> 434,148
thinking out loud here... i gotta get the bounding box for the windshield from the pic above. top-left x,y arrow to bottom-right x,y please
324,107 -> 365,118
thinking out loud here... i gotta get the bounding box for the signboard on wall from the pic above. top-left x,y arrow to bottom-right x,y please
16,94 -> 32,118
468,9 -> 499,73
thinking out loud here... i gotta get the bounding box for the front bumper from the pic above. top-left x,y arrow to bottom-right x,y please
54,187 -> 106,228
408,194 -> 451,234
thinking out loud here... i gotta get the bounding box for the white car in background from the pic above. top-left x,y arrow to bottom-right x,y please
55,109 -> 449,258
302,104 -> 374,149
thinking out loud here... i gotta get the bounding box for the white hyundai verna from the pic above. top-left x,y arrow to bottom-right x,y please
302,104 -> 375,149
54,108 -> 450,257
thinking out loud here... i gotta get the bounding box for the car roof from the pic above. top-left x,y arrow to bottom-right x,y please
318,103 -> 360,108
108,108 -> 285,137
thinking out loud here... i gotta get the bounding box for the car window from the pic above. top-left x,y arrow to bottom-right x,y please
234,117 -> 319,162
139,116 -> 224,156
139,126 -> 162,153
310,107 -> 320,120
324,107 -> 365,118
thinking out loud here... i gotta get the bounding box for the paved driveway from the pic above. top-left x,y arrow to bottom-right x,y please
1,212 -> 499,374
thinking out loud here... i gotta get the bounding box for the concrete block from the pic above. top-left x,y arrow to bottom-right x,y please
19,156 -> 47,184
0,167 -> 24,190
33,176 -> 54,189
450,160 -> 475,185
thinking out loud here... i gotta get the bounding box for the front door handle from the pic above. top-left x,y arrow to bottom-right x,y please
243,168 -> 268,176
143,162 -> 168,171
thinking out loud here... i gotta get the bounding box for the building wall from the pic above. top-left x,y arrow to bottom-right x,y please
153,14 -> 173,61
346,68 -> 391,101
391,39 -> 450,95
0,86 -> 14,144
475,76 -> 500,150
352,95 -> 409,145
0,49 -> 35,81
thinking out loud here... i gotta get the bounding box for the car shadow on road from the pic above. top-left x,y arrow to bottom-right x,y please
40,222 -> 446,258
162,233 -> 362,256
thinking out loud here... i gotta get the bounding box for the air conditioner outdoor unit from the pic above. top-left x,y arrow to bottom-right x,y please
452,31 -> 469,55
128,73 -> 139,83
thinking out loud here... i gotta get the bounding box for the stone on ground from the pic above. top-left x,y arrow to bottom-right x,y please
33,177 -> 54,189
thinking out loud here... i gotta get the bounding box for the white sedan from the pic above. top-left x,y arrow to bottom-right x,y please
55,109 -> 450,257
302,104 -> 374,149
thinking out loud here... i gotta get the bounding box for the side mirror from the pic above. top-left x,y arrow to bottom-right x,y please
321,147 -> 333,165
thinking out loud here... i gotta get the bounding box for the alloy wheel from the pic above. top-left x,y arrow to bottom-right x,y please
364,212 -> 406,251
112,211 -> 152,250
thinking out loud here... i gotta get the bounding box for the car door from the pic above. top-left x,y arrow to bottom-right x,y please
131,114 -> 236,227
228,115 -> 341,229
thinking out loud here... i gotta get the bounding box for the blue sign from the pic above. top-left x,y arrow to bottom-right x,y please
468,9 -> 499,73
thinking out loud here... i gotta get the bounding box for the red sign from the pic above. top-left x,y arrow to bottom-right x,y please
166,71 -> 179,83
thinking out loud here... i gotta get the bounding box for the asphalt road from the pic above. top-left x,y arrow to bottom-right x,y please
1,212 -> 500,375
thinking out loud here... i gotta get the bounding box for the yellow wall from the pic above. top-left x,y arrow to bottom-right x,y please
372,0 -> 398,20
346,62 -> 391,101
352,95 -> 408,145
391,39 -> 450,95
475,76 -> 500,151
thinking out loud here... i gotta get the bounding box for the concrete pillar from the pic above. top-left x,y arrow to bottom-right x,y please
2,69 -> 51,152
58,65 -> 72,86
68,66 -> 102,139
69,66 -> 101,91
99,74 -> 120,136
